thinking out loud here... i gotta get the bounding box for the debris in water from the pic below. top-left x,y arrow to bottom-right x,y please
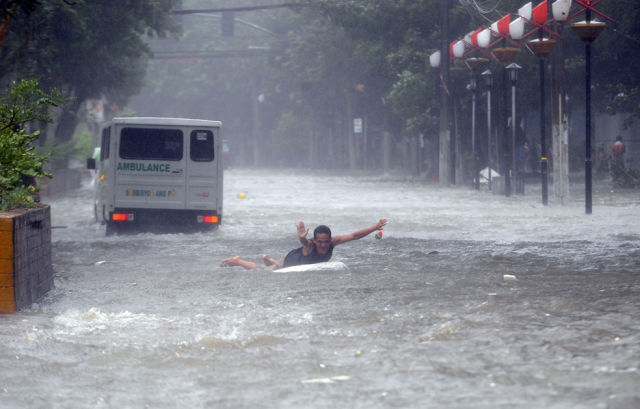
94,260 -> 106,266
503,274 -> 517,281
301,375 -> 350,384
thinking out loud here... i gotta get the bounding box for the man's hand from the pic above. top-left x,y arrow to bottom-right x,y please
297,221 -> 309,240
375,218 -> 388,230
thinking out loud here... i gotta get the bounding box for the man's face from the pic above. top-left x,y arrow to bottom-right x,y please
313,233 -> 332,255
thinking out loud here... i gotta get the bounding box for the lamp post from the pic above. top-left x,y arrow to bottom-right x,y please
468,77 -> 479,189
482,69 -> 494,191
572,8 -> 605,214
528,31 -> 557,205
465,57 -> 490,190
492,46 -> 519,196
429,50 -> 441,179
506,63 -> 522,195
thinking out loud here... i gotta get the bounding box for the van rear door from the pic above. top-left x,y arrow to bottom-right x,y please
186,127 -> 220,211
114,126 -> 187,210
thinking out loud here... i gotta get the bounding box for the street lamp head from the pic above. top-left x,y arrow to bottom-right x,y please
506,63 -> 522,83
527,38 -> 558,59
492,47 -> 519,66
481,69 -> 493,87
571,20 -> 606,44
465,57 -> 490,74
429,50 -> 441,68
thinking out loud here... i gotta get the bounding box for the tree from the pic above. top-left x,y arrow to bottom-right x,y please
597,1 -> 640,127
0,79 -> 65,210
1,0 -> 180,147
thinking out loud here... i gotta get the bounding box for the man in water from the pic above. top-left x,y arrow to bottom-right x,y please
220,219 -> 387,270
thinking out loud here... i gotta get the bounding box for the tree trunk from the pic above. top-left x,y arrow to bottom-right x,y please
53,97 -> 83,143
438,0 -> 451,186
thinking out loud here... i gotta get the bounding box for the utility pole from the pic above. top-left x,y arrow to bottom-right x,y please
438,0 -> 451,186
552,23 -> 570,204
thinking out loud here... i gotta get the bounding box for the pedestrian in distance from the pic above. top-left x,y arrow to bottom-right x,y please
610,135 -> 626,162
610,135 -> 626,184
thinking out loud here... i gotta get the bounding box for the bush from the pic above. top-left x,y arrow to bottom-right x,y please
0,79 -> 66,210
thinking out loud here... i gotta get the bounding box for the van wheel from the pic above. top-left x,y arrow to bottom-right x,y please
106,222 -> 118,236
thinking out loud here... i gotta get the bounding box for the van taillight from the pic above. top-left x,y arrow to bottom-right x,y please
198,215 -> 219,224
112,213 -> 134,221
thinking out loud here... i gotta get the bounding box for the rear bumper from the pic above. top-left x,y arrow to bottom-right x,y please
109,208 -> 221,228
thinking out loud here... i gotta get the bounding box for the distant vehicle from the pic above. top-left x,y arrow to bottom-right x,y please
87,117 -> 223,234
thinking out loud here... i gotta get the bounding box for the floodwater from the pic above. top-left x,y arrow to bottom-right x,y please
1,169 -> 639,409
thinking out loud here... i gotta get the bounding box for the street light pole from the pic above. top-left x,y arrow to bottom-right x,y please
549,0 -> 614,213
466,57 -> 489,190
470,78 -> 479,189
506,63 -> 522,195
430,51 -> 441,180
482,69 -> 493,192
492,46 -> 518,197
528,29 -> 557,205
572,8 -> 605,214
540,55 -> 548,203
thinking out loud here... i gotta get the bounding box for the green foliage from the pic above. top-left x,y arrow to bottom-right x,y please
596,1 -> 640,125
387,70 -> 430,134
0,79 -> 65,210
1,0 -> 181,155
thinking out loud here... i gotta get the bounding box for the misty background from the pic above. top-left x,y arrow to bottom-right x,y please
1,0 -> 639,181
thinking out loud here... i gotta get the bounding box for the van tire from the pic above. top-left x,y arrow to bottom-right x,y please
106,222 -> 118,236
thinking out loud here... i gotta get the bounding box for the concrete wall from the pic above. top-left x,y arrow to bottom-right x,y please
0,206 -> 54,313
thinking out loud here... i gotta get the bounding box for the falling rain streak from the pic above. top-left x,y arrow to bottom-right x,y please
1,170 -> 639,408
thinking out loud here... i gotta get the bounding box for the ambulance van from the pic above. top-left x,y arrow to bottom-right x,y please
87,117 -> 223,234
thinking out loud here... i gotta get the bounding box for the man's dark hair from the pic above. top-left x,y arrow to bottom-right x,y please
616,135 -> 623,142
314,225 -> 331,238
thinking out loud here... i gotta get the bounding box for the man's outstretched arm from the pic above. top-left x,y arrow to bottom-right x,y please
332,219 -> 387,246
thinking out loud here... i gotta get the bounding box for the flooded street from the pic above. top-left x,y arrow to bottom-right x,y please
2,169 -> 639,408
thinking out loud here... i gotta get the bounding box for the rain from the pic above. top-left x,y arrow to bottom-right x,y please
1,1 -> 639,408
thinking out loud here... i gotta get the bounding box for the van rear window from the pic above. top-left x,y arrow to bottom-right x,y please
190,130 -> 214,162
119,128 -> 183,161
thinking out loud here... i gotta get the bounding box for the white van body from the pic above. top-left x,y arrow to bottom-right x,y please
92,117 -> 223,234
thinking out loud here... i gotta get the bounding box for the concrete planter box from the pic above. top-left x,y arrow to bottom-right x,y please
0,205 -> 54,313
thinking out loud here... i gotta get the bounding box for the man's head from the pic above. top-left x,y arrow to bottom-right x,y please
616,135 -> 623,142
313,225 -> 332,255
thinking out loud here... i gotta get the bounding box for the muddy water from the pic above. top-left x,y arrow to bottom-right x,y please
1,169 -> 639,408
